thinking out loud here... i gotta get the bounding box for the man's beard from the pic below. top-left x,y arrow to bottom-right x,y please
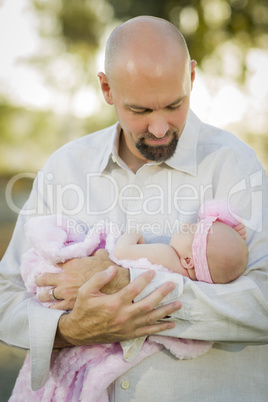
136,132 -> 179,162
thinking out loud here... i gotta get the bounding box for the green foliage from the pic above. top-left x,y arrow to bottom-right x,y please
0,99 -> 61,173
59,0 -> 101,47
0,0 -> 267,174
30,0 -> 268,83
0,97 -> 117,174
31,0 -> 112,62
107,0 -> 268,75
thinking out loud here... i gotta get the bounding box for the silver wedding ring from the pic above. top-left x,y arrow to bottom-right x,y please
49,287 -> 58,301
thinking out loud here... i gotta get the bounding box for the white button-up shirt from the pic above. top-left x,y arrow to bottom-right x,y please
0,110 -> 268,400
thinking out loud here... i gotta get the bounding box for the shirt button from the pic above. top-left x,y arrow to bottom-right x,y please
121,380 -> 130,390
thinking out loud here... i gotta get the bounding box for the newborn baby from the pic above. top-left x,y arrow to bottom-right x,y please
115,205 -> 248,284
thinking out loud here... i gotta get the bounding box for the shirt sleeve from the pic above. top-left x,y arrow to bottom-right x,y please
29,298 -> 64,390
0,172 -> 64,390
130,166 -> 268,344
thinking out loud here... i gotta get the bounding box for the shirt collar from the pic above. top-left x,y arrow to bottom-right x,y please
99,122 -> 122,173
99,109 -> 200,176
164,109 -> 200,176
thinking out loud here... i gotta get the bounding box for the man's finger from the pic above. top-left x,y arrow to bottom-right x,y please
134,281 -> 176,314
134,301 -> 182,338
144,300 -> 181,326
118,270 -> 156,302
36,272 -> 59,287
49,300 -> 73,311
135,321 -> 175,338
38,286 -> 63,303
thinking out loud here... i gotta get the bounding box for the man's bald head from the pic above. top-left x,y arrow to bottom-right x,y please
104,16 -> 190,80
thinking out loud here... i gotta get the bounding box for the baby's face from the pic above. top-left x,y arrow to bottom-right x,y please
169,223 -> 196,257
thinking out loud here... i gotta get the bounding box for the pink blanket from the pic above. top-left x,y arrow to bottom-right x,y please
10,215 -> 211,402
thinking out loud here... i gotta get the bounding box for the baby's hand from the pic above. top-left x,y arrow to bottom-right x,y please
234,223 -> 247,240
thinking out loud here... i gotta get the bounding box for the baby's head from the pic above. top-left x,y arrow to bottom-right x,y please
205,221 -> 248,283
170,219 -> 248,284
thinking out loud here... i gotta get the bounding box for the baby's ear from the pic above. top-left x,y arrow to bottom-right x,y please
181,256 -> 194,270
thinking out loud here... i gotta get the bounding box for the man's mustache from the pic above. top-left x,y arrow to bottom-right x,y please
140,131 -> 176,141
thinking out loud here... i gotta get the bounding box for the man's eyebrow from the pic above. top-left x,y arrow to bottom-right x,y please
168,96 -> 186,106
126,97 -> 186,110
126,104 -> 149,110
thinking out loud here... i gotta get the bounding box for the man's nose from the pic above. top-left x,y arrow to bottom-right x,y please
148,114 -> 169,138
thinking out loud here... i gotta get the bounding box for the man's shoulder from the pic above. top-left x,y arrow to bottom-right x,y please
199,119 -> 257,160
191,112 -> 262,173
48,123 -> 117,160
41,123 -> 118,172
188,109 -> 254,156
58,123 -> 117,153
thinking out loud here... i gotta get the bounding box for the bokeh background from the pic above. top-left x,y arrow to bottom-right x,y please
0,0 -> 268,399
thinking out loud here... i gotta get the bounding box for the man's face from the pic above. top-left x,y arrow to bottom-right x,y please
107,58 -> 195,164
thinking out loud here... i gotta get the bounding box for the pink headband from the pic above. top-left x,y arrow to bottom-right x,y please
192,216 -> 218,283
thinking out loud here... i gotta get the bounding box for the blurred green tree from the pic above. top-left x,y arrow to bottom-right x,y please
0,95 -> 116,174
30,0 -> 114,90
0,0 -> 267,174
29,0 -> 268,84
0,98 -> 65,173
107,0 -> 268,80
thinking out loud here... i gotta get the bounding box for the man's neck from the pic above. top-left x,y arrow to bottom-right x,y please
118,131 -> 148,173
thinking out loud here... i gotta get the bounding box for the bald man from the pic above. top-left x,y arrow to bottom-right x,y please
99,16 -> 195,172
1,16 -> 268,401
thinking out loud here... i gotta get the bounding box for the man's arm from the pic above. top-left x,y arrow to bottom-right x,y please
36,249 -> 182,348
54,266 -> 181,348
0,219 -> 181,389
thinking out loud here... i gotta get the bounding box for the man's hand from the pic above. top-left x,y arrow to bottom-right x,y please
36,250 -> 129,310
55,266 -> 182,347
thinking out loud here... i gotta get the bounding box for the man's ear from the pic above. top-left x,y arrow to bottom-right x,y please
181,255 -> 194,270
190,60 -> 197,90
97,72 -> 114,105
